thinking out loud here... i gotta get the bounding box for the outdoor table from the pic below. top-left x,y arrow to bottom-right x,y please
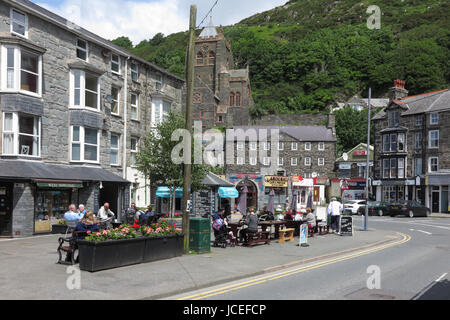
227,222 -> 243,245
259,221 -> 287,240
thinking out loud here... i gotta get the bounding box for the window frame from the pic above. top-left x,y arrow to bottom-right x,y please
69,70 -> 101,111
236,141 -> 244,151
131,63 -> 139,82
383,159 -> 390,179
318,158 -> 325,166
291,142 -> 298,151
130,137 -> 139,167
249,142 -> 257,151
250,157 -> 257,166
389,111 -> 400,127
415,115 -> 423,127
305,157 -> 311,167
428,157 -> 439,173
318,142 -> 325,151
111,53 -> 121,75
110,133 -> 120,166
1,45 -> 42,97
111,86 -> 120,116
70,126 -> 100,164
428,130 -> 439,149
155,74 -> 163,91
278,157 -> 284,166
10,9 -> 28,38
2,112 -> 41,157
305,142 -> 311,151
414,158 -> 423,176
291,157 -> 298,166
430,113 -> 439,125
236,157 -> 245,165
278,142 -> 284,151
76,38 -> 88,62
263,157 -> 271,166
130,93 -> 139,121
414,132 -> 422,150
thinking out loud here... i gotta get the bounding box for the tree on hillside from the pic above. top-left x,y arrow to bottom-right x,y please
111,36 -> 133,50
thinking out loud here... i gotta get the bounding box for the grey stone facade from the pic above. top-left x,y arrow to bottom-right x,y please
0,0 -> 183,236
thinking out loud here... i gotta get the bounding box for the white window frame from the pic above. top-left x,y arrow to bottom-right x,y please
249,142 -> 257,151
250,157 -> 257,166
131,63 -> 139,82
110,133 -> 120,166
155,74 -> 163,91
278,142 -> 284,151
130,137 -> 139,167
237,141 -> 244,151
428,157 -> 439,173
263,142 -> 270,151
398,158 -> 405,179
304,157 -> 311,166
111,53 -> 121,75
318,142 -> 325,151
318,158 -> 325,166
70,126 -> 100,164
130,93 -> 139,121
415,115 -> 423,127
76,39 -> 88,62
305,142 -> 311,151
236,157 -> 245,165
291,142 -> 298,151
428,130 -> 439,149
398,133 -> 406,152
430,113 -> 439,125
69,70 -> 100,111
390,158 -> 397,179
291,158 -> 298,166
278,157 -> 284,166
2,112 -> 41,157
10,9 -> 28,38
111,87 -> 120,116
1,45 -> 42,97
263,157 -> 271,166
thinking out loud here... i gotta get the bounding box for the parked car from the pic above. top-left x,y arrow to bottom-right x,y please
387,201 -> 430,218
344,200 -> 367,215
357,201 -> 390,217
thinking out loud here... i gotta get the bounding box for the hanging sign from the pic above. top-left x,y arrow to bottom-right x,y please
265,176 -> 289,188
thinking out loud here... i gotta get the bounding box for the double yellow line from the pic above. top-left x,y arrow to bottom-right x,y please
178,232 -> 411,300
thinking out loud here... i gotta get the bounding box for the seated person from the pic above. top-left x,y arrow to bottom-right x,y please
64,204 -> 83,222
239,208 -> 259,243
140,206 -> 156,224
75,211 -> 99,239
284,209 -> 294,221
294,210 -> 303,221
302,208 -> 316,229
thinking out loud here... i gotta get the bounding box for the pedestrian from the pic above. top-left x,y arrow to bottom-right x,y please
97,202 -> 115,229
327,197 -> 343,233
239,207 -> 259,244
64,204 -> 83,222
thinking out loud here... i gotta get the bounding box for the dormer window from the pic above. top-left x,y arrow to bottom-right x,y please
11,9 -> 28,38
389,111 -> 400,127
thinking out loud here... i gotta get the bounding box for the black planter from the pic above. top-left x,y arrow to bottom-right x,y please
52,224 -> 68,234
143,234 -> 184,263
78,237 -> 145,272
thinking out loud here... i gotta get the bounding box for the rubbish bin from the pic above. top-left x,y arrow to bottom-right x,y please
189,217 -> 211,254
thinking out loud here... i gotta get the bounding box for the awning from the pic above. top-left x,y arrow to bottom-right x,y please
0,160 -> 130,184
218,187 -> 239,198
34,179 -> 83,188
156,187 -> 183,198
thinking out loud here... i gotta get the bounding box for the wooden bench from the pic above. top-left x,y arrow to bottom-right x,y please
57,231 -> 88,265
279,228 -> 295,244
244,231 -> 271,248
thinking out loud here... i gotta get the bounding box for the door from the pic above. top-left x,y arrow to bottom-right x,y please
0,183 -> 13,237
432,190 -> 440,213
100,183 -> 119,216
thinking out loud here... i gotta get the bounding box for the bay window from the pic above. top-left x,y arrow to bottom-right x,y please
390,134 -> 397,152
70,70 -> 100,110
152,99 -> 171,126
383,135 -> 390,152
383,159 -> 390,178
2,112 -> 40,157
1,46 -> 42,95
398,158 -> 405,179
398,133 -> 405,152
71,126 -> 99,163
390,158 -> 397,178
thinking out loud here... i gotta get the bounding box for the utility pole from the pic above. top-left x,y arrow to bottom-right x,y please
182,5 -> 197,254
364,87 -> 372,231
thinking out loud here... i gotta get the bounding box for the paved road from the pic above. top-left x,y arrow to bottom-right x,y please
169,217 -> 450,300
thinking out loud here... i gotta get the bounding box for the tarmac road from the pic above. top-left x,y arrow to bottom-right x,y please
170,216 -> 450,300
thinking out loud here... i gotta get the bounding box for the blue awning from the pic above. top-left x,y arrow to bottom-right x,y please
218,187 -> 239,198
156,187 -> 183,198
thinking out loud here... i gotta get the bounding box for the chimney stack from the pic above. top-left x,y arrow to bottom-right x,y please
389,79 -> 409,102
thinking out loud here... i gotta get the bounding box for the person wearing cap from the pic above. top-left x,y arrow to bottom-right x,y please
327,197 -> 343,233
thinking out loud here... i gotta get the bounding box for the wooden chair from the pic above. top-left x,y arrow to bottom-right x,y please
279,228 -> 295,244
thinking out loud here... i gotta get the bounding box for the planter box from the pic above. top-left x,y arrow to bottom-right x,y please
78,237 -> 145,272
143,234 -> 184,263
52,224 -> 68,234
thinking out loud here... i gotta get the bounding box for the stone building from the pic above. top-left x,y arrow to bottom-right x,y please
187,17 -> 253,129
372,80 -> 450,214
0,0 -> 183,237
224,114 -> 337,211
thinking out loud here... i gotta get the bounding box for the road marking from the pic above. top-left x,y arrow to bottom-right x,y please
436,273 -> 447,282
176,233 -> 411,300
417,230 -> 432,235
367,219 -> 450,231
412,273 -> 448,300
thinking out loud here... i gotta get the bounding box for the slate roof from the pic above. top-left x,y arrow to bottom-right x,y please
202,172 -> 234,187
7,0 -> 184,82
232,126 -> 336,142
0,160 -> 130,183
372,89 -> 450,120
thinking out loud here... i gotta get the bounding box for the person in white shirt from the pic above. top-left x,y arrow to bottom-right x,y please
97,202 -> 115,228
327,197 -> 343,233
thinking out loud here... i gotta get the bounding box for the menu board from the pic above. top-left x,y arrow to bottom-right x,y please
339,216 -> 353,236
194,191 -> 213,217
94,188 -> 100,214
265,176 -> 289,188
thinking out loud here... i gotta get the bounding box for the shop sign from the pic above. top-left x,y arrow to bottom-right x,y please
372,180 -> 382,186
339,163 -> 352,170
265,176 -> 289,188
36,183 -> 83,188
357,162 -> 373,167
353,150 -> 367,156
405,180 -> 416,186
293,178 -> 314,187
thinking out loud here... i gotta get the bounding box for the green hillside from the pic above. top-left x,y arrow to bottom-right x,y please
113,0 -> 449,117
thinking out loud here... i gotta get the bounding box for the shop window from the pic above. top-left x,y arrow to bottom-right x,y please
2,112 -> 40,157
265,187 -> 287,206
35,190 -> 71,233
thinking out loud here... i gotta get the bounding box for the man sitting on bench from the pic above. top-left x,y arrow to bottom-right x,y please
239,207 -> 259,244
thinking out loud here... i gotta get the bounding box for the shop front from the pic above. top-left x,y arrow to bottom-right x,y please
426,174 -> 450,214
373,179 -> 417,203
0,182 -> 13,237
264,176 -> 289,209
229,175 -> 264,211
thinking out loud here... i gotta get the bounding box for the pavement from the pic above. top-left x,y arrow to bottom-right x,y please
430,213 -> 450,218
0,227 -> 401,300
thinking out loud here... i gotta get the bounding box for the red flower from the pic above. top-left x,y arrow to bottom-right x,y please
173,224 -> 176,228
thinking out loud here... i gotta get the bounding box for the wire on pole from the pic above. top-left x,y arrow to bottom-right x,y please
197,0 -> 219,29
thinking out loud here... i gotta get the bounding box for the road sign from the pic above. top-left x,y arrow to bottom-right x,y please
340,179 -> 349,190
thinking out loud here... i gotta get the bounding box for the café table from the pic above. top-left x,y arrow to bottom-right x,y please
227,222 -> 243,245
258,220 -> 287,240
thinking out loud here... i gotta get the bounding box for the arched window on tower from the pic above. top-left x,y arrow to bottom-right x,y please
208,51 -> 216,65
196,52 -> 204,65
235,92 -> 241,106
229,92 -> 235,106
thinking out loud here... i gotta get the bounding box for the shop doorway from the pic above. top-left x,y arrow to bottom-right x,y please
237,180 -> 258,211
0,183 -> 13,237
100,183 -> 119,216
432,187 -> 440,213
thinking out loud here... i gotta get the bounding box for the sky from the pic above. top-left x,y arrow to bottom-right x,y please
33,0 -> 288,44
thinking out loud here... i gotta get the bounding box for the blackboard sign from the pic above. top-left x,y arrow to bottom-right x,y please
339,216 -> 353,236
93,188 -> 100,214
194,191 -> 212,217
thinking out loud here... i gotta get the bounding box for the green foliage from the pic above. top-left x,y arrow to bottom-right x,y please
111,36 -> 133,50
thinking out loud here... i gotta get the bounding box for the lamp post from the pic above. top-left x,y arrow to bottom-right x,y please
364,88 -> 372,231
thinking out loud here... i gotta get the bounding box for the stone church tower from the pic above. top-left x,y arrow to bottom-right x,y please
188,17 -> 253,129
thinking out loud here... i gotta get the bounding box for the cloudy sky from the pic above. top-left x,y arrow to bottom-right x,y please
34,0 -> 287,44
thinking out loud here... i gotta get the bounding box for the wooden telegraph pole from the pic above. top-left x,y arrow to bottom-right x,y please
182,5 -> 197,254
